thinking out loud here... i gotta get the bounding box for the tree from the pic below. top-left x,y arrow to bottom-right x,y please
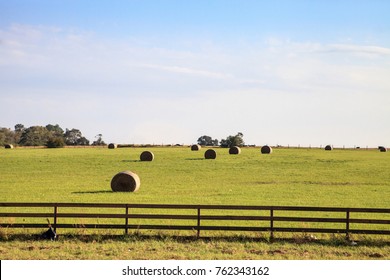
0,127 -> 16,146
14,124 -> 25,133
46,124 -> 64,138
13,124 -> 25,144
64,128 -> 89,145
19,126 -> 51,146
92,134 -> 106,146
45,124 -> 65,148
220,132 -> 245,148
197,135 -> 218,146
46,137 -> 65,148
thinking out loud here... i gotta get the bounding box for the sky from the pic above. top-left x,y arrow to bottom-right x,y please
1,0 -> 389,147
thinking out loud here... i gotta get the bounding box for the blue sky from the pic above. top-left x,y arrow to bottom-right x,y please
1,1 -> 389,147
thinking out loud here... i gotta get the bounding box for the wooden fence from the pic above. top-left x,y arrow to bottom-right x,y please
1,202 -> 390,240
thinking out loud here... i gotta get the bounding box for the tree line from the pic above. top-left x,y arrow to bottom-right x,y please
1,123 -> 245,149
197,132 -> 246,148
0,124 -> 105,147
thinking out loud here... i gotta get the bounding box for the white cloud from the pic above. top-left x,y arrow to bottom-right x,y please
324,44 -> 390,56
265,38 -> 390,56
139,63 -> 232,79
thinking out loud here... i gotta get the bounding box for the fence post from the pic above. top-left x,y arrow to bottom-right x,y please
196,208 -> 201,238
53,205 -> 58,232
270,208 -> 274,241
125,205 -> 129,235
346,210 -> 350,241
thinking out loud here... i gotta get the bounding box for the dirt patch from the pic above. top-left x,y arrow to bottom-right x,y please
368,252 -> 384,258
267,249 -> 286,255
248,249 -> 265,255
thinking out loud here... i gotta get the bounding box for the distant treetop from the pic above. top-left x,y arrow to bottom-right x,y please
0,123 -> 93,147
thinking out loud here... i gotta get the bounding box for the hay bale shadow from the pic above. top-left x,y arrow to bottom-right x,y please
72,190 -> 113,194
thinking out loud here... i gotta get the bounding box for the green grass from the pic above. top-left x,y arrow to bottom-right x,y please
1,146 -> 389,206
0,146 -> 389,259
0,234 -> 389,260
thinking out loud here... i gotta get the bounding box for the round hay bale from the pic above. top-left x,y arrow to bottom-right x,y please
325,145 -> 333,151
191,144 -> 201,151
108,143 -> 117,149
4,144 -> 14,149
140,151 -> 154,161
111,171 -> 140,192
229,146 -> 241,154
261,145 -> 272,154
379,146 -> 387,152
204,149 -> 216,159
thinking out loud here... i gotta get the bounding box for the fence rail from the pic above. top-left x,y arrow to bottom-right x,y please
1,202 -> 390,239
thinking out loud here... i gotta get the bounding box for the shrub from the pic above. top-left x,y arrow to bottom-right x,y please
46,137 -> 65,148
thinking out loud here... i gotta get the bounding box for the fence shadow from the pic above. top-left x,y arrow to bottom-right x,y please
2,233 -> 390,248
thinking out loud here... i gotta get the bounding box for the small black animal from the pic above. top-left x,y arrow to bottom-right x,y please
41,218 -> 57,240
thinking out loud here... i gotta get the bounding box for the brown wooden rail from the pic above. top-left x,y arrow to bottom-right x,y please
0,202 -> 389,240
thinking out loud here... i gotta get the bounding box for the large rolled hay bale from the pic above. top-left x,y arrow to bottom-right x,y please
108,143 -> 117,149
111,171 -> 140,192
140,151 -> 154,161
229,146 -> 241,154
378,146 -> 387,152
261,145 -> 272,154
4,144 -> 14,149
204,149 -> 217,159
325,145 -> 333,151
191,144 -> 201,151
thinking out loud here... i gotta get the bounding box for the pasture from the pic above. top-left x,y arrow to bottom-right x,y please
0,146 -> 389,259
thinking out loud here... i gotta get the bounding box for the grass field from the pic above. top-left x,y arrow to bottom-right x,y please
1,146 -> 389,259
